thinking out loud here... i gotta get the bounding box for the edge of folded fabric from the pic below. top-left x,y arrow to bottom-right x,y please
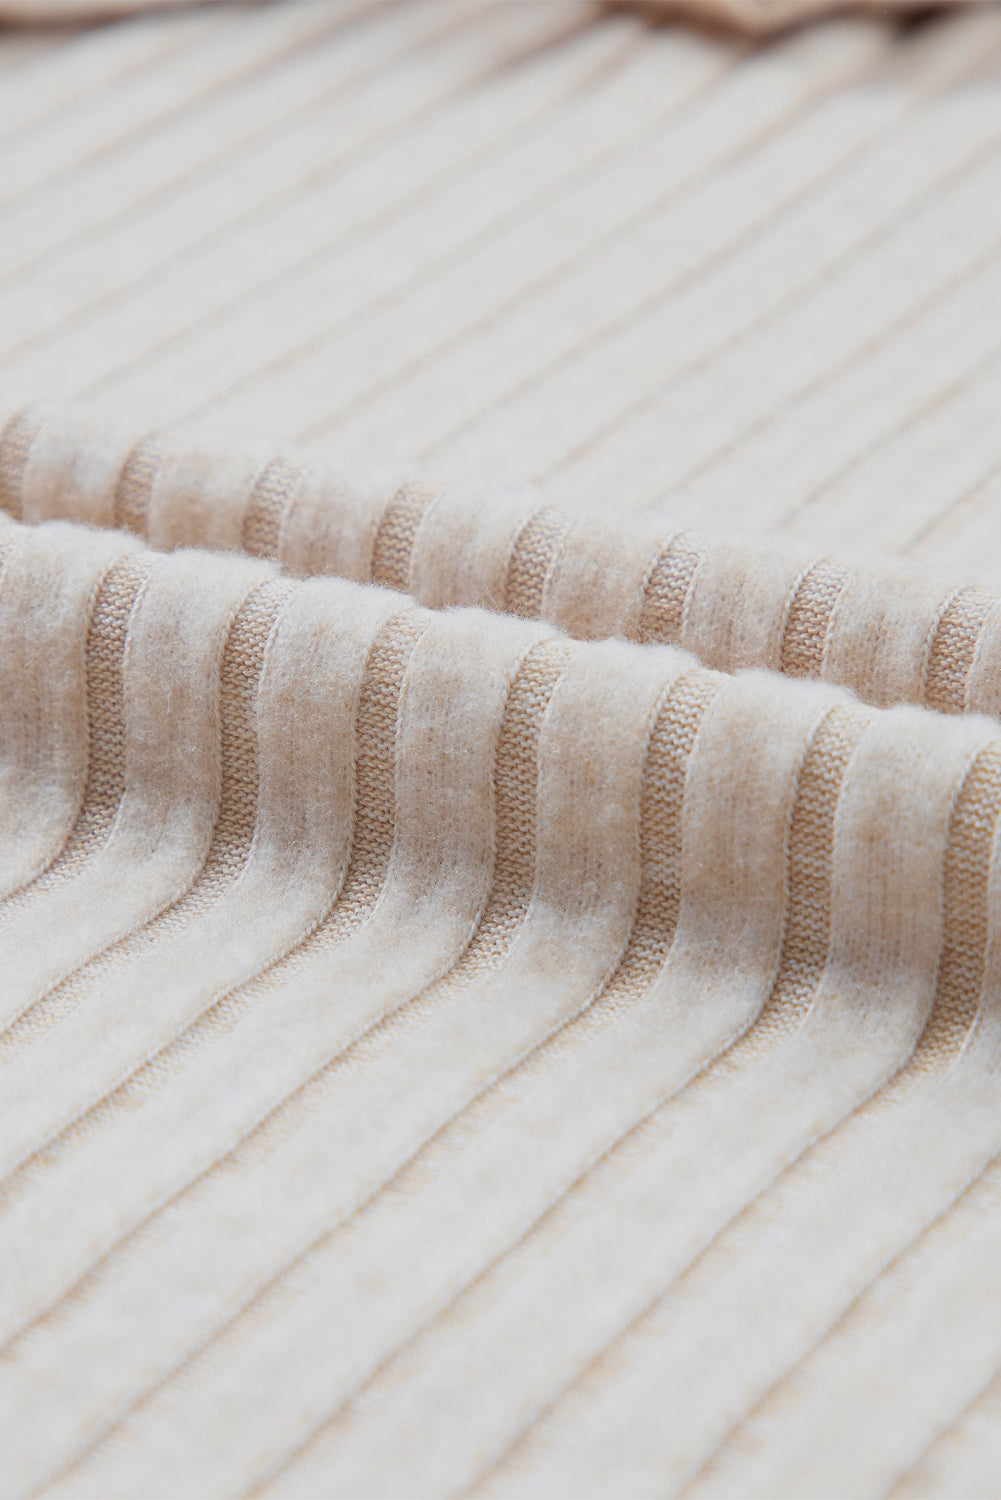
3,504 -> 1000,1076
2,396 -> 1000,724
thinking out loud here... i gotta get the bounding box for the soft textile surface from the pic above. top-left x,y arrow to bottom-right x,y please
7,397 -> 1001,719
8,454 -> 1001,1500
5,5 -> 1001,1499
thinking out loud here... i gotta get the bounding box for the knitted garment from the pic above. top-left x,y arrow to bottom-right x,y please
5,5 -> 1001,1499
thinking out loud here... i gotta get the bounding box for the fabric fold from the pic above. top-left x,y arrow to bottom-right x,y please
5,397 -> 1001,722
5,501 -> 1001,1494
5,454 -> 1001,1494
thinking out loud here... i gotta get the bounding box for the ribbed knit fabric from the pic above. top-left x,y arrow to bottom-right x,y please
3,2 -> 1001,576
5,6 -> 1001,1499
7,399 -> 1001,719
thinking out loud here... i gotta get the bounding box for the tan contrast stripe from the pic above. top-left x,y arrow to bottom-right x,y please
638,534 -> 702,646
287,609 -> 427,929
198,579 -> 292,889
924,585 -> 997,715
504,507 -> 572,620
780,561 -> 850,681
910,739 -> 1001,1069
112,434 -> 164,537
0,407 -> 43,523
53,556 -> 152,875
720,703 -> 870,1061
242,454 -> 303,560
436,639 -> 568,966
370,483 -> 436,594
603,670 -> 723,991
0,551 -> 151,916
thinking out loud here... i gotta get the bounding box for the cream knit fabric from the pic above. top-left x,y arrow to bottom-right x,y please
7,398 -> 1001,718
5,5 -> 1001,1499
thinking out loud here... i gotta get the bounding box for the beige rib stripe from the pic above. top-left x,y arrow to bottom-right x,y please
370,483 -> 437,594
112,434 -> 165,537
916,740 -> 1001,1064
720,701 -> 871,1059
780,559 -> 850,680
292,610 -> 427,930
0,551 -> 150,907
242,454 -> 303,559
43,554 -> 151,874
0,408 -> 43,524
504,507 -> 573,620
638,533 -> 703,646
206,583 -> 289,875
924,584 -> 997,714
611,669 -> 724,981
0,520 -> 142,903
